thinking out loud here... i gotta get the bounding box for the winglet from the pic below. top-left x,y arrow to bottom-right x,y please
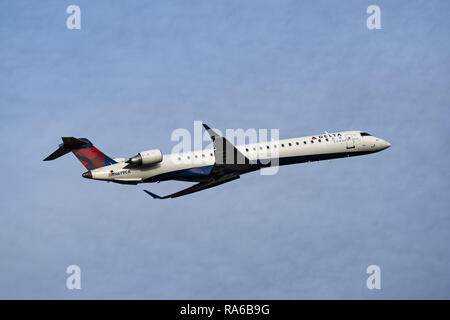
143,190 -> 162,199
202,123 -> 221,141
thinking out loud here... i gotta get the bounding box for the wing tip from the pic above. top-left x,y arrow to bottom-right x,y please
143,190 -> 162,199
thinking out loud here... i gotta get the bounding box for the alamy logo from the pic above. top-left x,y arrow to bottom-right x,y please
66,5 -> 81,30
170,121 -> 281,175
366,5 -> 381,30
66,265 -> 81,290
366,265 -> 381,290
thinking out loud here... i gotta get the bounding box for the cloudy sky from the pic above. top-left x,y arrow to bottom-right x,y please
0,0 -> 449,299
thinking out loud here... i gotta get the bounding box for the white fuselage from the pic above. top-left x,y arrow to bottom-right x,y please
89,131 -> 390,184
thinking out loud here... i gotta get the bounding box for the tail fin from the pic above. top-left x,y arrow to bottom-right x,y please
44,137 -> 117,170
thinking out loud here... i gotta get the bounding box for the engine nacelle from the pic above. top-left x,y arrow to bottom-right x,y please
126,149 -> 163,167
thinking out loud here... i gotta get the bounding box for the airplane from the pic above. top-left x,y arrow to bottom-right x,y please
43,124 -> 390,199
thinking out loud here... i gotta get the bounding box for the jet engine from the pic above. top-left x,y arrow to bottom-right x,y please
126,149 -> 163,167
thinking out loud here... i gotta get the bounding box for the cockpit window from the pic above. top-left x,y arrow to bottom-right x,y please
360,132 -> 371,137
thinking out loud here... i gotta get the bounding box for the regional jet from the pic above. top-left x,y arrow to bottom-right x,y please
44,124 -> 390,199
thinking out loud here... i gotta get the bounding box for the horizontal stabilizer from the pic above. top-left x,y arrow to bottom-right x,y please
43,147 -> 71,161
43,137 -> 89,161
61,137 -> 87,148
43,137 -> 116,170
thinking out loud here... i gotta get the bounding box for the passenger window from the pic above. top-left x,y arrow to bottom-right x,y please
296,142 -> 299,145
281,144 -> 285,147
303,141 -> 306,144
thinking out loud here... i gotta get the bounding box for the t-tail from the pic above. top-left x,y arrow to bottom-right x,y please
43,137 -> 116,170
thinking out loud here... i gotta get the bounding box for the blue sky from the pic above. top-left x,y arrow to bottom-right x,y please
0,0 -> 449,299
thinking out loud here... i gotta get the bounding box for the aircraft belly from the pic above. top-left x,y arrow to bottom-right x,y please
143,165 -> 214,183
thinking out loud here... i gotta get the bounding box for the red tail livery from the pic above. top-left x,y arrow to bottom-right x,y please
44,137 -> 116,170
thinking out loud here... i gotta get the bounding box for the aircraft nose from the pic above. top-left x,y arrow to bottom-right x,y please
82,171 -> 92,179
380,140 -> 391,150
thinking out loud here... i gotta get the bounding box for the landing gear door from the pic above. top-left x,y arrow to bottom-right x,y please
345,134 -> 355,149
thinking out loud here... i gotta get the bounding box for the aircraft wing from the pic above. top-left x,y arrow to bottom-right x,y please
144,175 -> 240,199
143,124 -> 254,199
203,124 -> 254,177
